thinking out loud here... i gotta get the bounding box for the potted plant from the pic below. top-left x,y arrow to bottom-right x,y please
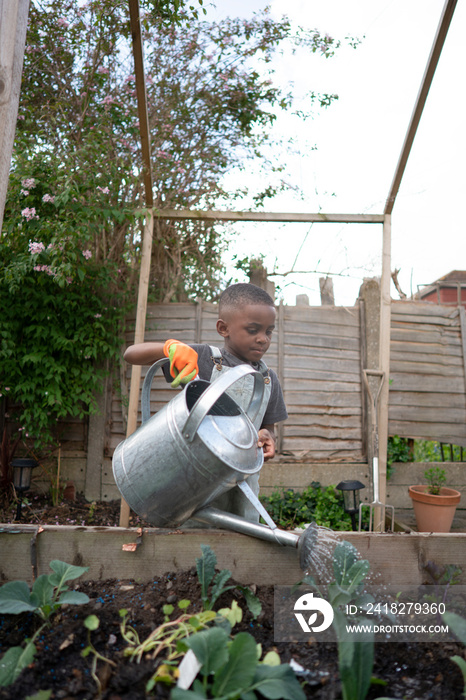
408,466 -> 461,533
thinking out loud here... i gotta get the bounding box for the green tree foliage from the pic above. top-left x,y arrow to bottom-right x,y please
1,0 -> 344,450
7,0 -> 341,299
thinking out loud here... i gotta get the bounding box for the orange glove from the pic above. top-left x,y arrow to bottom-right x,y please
163,339 -> 198,388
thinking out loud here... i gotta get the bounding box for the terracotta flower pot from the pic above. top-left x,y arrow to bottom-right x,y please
408,485 -> 461,533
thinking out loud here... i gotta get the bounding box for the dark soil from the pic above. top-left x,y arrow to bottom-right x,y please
0,493 -> 465,699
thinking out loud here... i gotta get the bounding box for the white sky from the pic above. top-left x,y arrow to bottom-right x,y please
204,0 -> 466,306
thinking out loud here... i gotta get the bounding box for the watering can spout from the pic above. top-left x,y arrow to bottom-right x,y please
192,506 -> 318,571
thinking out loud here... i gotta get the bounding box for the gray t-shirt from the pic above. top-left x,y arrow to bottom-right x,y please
164,343 -> 287,427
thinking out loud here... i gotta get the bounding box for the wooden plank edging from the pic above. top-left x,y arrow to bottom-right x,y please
0,525 -> 465,587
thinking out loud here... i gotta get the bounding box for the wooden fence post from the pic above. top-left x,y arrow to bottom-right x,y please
0,0 -> 30,232
378,214 -> 392,524
119,210 -> 154,526
359,277 -> 381,462
277,299 -> 285,454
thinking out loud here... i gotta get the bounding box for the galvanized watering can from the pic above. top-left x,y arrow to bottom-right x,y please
113,359 -> 266,527
112,358 -> 319,570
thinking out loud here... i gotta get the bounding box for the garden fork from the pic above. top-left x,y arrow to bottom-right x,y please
359,369 -> 395,532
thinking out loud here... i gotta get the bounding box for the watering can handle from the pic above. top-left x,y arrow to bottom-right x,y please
141,358 -> 172,424
141,359 -> 265,439
182,363 -> 265,442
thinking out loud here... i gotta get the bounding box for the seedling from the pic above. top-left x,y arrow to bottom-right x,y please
171,626 -> 306,699
442,611 -> 466,697
120,602 -> 217,665
195,544 -> 261,616
424,466 -> 447,495
82,614 -> 116,697
301,541 -> 379,700
0,560 -> 89,687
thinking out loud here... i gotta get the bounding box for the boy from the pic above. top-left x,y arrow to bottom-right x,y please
124,282 -> 287,521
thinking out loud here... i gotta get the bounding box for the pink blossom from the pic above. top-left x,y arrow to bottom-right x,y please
94,313 -> 102,318
28,241 -> 45,254
21,190 -> 29,196
82,250 -> 92,259
102,95 -> 116,105
22,207 -> 39,221
34,264 -> 55,276
22,178 -> 36,189
96,186 -> 110,194
42,194 -> 55,203
57,17 -> 69,27
98,66 -> 109,74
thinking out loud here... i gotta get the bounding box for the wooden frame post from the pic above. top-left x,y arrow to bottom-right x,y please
119,210 -> 154,526
376,213 -> 392,529
0,0 -> 30,232
118,0 -> 154,526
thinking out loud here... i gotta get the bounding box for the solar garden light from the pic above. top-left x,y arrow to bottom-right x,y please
12,458 -> 38,520
336,479 -> 365,530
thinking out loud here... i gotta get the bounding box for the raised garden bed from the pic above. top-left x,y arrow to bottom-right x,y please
0,497 -> 465,699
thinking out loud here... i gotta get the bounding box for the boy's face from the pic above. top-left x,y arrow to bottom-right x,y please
216,303 -> 276,363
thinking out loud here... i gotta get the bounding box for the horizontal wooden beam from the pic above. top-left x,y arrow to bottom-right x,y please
153,209 -> 384,224
1,525 -> 465,587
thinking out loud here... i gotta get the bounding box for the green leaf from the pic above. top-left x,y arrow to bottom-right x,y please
333,541 -> 362,586
48,560 -> 88,589
443,612 -> 466,644
261,651 -> 281,667
170,688 -> 207,699
209,569 -> 233,608
327,582 -> 352,608
217,600 -> 243,628
450,655 -> 466,687
212,632 -> 258,696
238,586 -> 262,618
0,641 -> 36,687
184,626 -> 230,676
342,559 -> 370,593
252,664 -> 306,699
31,575 -> 54,609
25,690 -> 53,700
196,545 -> 217,601
84,614 -> 100,631
338,639 -> 374,700
0,581 -> 37,615
58,591 -> 90,606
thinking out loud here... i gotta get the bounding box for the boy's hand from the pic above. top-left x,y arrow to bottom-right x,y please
163,339 -> 198,388
258,427 -> 276,461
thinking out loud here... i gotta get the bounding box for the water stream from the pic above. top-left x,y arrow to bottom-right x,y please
300,524 -> 342,581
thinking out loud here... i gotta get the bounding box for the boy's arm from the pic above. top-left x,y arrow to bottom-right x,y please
124,340 -> 199,387
258,424 -> 276,461
124,342 -> 166,365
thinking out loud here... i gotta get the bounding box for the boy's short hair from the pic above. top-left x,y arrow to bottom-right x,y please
219,283 -> 274,313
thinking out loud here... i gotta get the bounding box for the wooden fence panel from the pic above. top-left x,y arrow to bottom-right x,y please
108,299 -> 466,464
388,301 -> 466,446
113,302 -> 365,462
280,305 -> 363,460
